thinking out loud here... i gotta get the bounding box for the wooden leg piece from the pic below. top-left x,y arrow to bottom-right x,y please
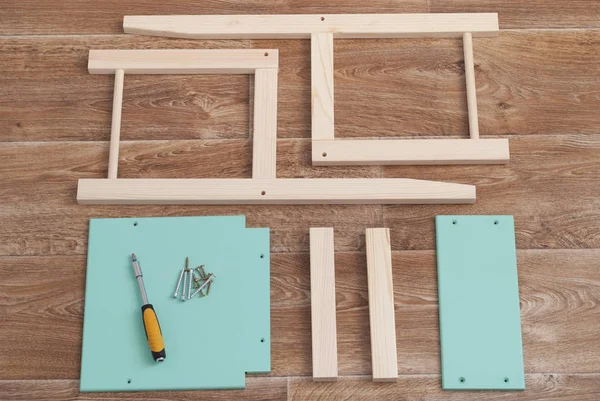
365,228 -> 398,382
310,228 -> 338,381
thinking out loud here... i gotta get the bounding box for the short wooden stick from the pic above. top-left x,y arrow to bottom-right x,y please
366,228 -> 398,382
310,228 -> 338,381
463,32 -> 479,140
107,69 -> 124,179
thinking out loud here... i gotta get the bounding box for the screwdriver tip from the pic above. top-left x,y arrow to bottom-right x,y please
132,253 -> 137,261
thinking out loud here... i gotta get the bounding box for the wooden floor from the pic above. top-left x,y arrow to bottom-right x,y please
1,1 -> 599,400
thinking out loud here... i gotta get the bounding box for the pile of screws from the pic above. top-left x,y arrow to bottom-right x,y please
173,257 -> 215,301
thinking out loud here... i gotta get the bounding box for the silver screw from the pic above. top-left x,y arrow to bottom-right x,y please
190,273 -> 214,298
181,269 -> 188,301
173,268 -> 185,298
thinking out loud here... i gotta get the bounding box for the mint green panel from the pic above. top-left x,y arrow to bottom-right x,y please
436,216 -> 525,390
242,228 -> 271,373
81,216 -> 270,391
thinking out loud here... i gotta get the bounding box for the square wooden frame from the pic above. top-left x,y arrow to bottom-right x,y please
123,13 -> 509,166
77,49 -> 475,205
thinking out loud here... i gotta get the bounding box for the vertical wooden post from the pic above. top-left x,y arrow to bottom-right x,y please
309,227 -> 339,381
253,68 -> 278,179
311,33 -> 335,141
366,228 -> 398,382
107,69 -> 125,179
463,32 -> 479,139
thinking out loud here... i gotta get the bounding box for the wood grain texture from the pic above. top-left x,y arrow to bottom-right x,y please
3,1 -> 597,34
76,178 -> 475,205
312,138 -> 510,165
2,31 -> 600,141
0,378 -> 287,400
289,374 -> 600,400
2,250 -> 598,379
2,1 -> 428,35
365,228 -> 398,382
1,3 -> 599,398
311,33 -> 335,140
123,13 -> 499,39
253,68 -> 279,179
0,134 -> 597,255
309,228 -> 339,381
429,0 -> 600,29
88,49 -> 279,74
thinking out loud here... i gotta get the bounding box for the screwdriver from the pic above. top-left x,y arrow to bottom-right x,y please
131,253 -> 166,362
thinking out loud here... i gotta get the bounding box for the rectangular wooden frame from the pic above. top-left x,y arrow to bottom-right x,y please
123,13 -> 508,166
77,49 -> 476,205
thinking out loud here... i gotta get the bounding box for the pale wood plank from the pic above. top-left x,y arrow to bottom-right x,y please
123,14 -> 499,40
311,33 -> 335,141
289,374 -> 600,400
309,228 -> 338,381
312,139 -> 509,165
252,68 -> 278,179
463,32 -> 479,139
107,69 -> 124,179
76,178 -> 475,205
88,49 -> 278,74
0,378 -> 287,400
365,228 -> 398,382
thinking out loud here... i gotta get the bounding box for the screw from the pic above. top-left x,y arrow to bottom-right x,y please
190,273 -> 214,298
195,266 -> 207,280
173,268 -> 185,298
206,280 -> 212,295
181,269 -> 187,301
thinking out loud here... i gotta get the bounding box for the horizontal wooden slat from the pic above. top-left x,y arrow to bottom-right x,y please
289,374 -> 600,400
0,378 -> 287,400
88,49 -> 278,74
7,1 -> 597,34
2,31 -> 599,141
77,178 -> 475,205
123,13 -> 499,39
312,139 -> 510,165
1,250 -> 598,379
0,1 -> 428,35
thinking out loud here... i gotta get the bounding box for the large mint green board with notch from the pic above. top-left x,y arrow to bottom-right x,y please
436,216 -> 525,390
81,216 -> 270,391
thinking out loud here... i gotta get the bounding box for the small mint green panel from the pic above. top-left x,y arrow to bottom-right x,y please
436,216 -> 525,390
80,216 -> 270,392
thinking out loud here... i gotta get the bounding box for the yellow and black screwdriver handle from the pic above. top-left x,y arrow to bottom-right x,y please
141,304 -> 166,362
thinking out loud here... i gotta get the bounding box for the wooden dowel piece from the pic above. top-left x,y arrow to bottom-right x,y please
310,228 -> 338,381
463,32 -> 479,139
107,69 -> 124,179
366,228 -> 398,382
